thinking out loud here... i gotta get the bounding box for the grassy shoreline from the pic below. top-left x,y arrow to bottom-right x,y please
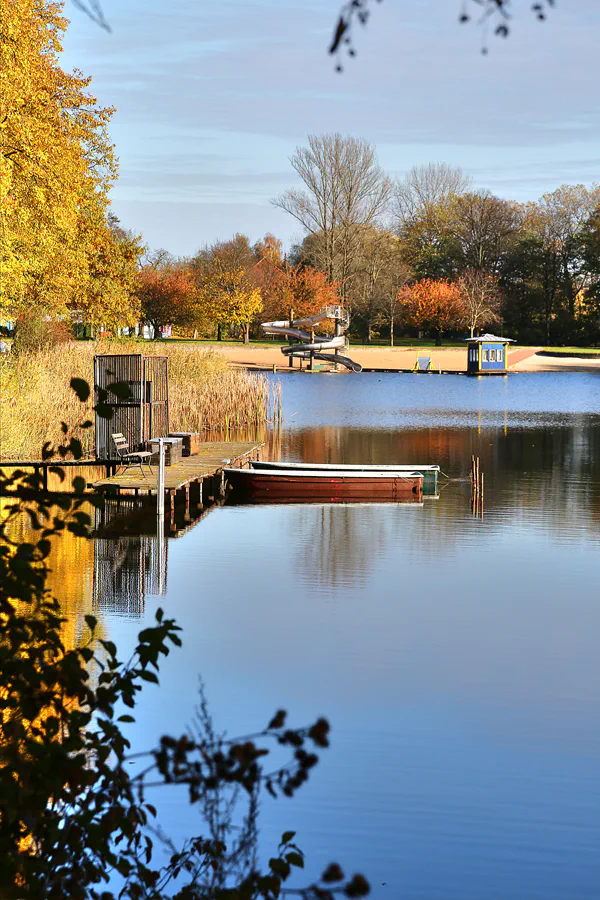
0,342 -> 279,461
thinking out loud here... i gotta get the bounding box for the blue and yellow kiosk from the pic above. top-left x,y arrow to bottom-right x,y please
466,333 -> 514,375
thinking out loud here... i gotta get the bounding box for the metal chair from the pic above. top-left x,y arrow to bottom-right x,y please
112,433 -> 154,477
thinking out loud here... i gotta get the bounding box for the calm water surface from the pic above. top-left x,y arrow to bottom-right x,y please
55,374 -> 600,897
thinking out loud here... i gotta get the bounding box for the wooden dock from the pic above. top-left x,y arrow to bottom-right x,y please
93,441 -> 263,494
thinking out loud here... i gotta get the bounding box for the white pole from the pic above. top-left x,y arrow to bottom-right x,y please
157,438 -> 165,518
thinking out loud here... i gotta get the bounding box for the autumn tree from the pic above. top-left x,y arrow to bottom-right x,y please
393,176 -> 462,282
525,185 -> 600,340
254,232 -> 284,265
283,264 -> 340,321
397,278 -> 465,345
376,250 -> 411,347
448,191 -> 520,273
136,261 -> 198,338
0,0 -> 120,322
76,214 -> 143,329
393,163 -> 471,229
458,269 -> 503,337
195,236 -> 262,343
351,228 -> 409,343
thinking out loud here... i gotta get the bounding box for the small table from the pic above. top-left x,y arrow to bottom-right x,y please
148,437 -> 183,466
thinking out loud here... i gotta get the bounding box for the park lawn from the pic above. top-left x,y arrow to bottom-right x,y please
537,346 -> 600,355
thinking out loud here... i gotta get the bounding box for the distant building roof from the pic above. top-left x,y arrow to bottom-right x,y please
465,333 -> 514,343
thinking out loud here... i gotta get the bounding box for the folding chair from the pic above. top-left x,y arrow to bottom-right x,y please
412,356 -> 433,372
112,433 -> 154,477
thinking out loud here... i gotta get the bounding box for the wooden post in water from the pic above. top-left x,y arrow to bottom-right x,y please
470,455 -> 484,518
156,439 -> 165,518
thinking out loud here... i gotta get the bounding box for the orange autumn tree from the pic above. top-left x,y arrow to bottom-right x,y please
397,278 -> 466,345
136,263 -> 198,338
253,258 -> 340,323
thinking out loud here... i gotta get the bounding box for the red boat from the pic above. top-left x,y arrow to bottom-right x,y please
223,467 -> 423,504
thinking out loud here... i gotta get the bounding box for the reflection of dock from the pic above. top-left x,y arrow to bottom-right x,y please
93,499 -> 168,616
93,533 -> 166,617
92,491 -> 227,616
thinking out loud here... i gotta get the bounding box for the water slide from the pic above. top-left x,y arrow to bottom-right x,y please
260,306 -> 362,372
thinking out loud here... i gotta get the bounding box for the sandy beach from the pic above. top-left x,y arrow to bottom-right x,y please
211,344 -> 600,373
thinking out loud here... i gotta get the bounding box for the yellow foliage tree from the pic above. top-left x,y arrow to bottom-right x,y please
0,0 -> 133,323
195,239 -> 263,342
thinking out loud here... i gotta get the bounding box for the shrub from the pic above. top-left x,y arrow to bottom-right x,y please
12,314 -> 72,355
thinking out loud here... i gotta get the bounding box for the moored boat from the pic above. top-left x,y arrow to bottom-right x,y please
250,460 -> 439,493
224,467 -> 423,504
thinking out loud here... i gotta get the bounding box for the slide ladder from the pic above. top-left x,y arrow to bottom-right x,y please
260,305 -> 362,372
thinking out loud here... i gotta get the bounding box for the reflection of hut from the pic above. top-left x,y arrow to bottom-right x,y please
92,534 -> 167,617
92,501 -> 167,615
466,334 -> 514,375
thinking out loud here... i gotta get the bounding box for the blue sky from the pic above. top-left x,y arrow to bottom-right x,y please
61,0 -> 600,256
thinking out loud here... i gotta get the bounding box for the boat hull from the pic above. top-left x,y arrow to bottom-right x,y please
224,468 -> 423,504
250,460 -> 438,493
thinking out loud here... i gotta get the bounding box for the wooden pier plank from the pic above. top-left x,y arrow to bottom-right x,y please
92,441 -> 263,492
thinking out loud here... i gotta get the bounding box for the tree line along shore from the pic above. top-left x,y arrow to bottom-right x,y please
3,6 -> 600,353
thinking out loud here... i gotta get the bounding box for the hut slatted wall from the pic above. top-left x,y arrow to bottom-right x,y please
94,354 -> 169,459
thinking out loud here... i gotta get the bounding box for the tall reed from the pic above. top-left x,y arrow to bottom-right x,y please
0,341 -> 281,460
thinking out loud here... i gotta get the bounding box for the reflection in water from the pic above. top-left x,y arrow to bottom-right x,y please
271,420 -> 600,590
93,536 -> 166,617
92,500 -> 168,617
8,373 -> 600,900
291,502 -> 422,588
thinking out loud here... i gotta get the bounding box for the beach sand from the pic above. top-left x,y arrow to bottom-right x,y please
208,343 -> 600,373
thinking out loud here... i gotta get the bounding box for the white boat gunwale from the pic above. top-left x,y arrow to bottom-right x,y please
225,467 -> 423,480
249,461 -> 439,473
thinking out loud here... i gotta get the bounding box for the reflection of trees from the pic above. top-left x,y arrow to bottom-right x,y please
0,498 -> 99,646
282,421 -> 600,585
293,503 -> 399,588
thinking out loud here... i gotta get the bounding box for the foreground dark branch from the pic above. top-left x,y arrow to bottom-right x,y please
330,0 -> 556,68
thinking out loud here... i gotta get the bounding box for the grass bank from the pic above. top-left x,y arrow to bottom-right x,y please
536,347 -> 600,356
0,341 -> 280,460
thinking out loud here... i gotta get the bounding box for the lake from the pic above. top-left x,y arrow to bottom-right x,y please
33,372 -> 600,898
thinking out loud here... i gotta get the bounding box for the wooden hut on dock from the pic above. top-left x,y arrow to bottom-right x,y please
94,353 -> 169,458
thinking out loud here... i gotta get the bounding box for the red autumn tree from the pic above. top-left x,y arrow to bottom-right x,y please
253,259 -> 340,323
397,277 -> 466,344
136,263 -> 198,338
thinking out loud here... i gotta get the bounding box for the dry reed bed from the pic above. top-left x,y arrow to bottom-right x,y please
0,342 -> 281,460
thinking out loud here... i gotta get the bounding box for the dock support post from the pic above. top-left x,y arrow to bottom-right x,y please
157,438 -> 165,518
184,484 -> 190,520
